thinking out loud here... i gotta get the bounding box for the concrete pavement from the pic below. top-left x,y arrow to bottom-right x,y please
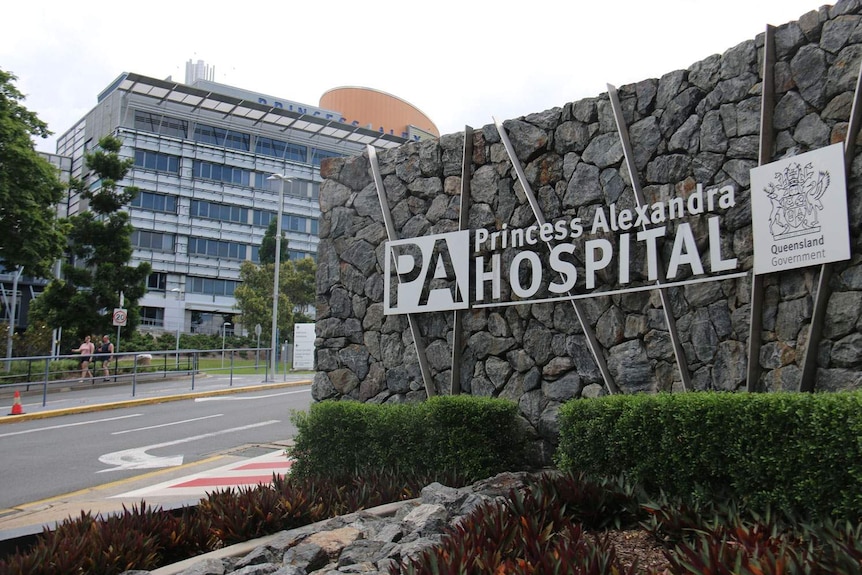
0,374 -> 311,542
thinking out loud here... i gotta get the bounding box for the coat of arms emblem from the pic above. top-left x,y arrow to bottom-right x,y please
763,161 -> 830,240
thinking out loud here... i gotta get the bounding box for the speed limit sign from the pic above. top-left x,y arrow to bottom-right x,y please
112,308 -> 128,327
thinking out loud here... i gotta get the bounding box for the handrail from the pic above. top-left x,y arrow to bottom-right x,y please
0,347 -> 291,407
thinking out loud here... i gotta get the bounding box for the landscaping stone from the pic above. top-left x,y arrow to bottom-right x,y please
129,473 -> 538,575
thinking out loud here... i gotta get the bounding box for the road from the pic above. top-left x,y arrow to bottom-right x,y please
0,382 -> 312,509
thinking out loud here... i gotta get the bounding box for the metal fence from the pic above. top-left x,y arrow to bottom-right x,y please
0,347 -> 285,407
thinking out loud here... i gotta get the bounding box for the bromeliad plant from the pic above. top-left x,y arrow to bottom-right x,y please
394,471 -> 645,575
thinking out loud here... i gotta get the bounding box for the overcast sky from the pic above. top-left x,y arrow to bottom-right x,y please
3,1 -> 824,154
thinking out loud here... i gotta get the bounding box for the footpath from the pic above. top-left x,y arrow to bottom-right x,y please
0,373 -> 312,543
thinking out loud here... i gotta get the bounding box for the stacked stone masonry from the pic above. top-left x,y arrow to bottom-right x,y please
314,0 -> 862,461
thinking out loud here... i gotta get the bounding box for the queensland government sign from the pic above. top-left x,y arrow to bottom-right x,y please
750,143 -> 851,275
384,184 -> 744,315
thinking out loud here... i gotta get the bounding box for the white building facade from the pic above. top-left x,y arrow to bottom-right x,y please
56,72 -> 414,336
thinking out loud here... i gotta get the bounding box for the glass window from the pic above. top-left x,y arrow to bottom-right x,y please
140,306 -> 165,327
146,272 -> 167,291
188,276 -> 238,296
134,111 -> 188,139
253,210 -> 273,228
255,137 -> 307,162
311,148 -> 344,166
191,200 -> 247,224
194,123 -> 251,151
288,250 -> 317,262
283,214 -> 316,233
187,238 -> 247,260
284,180 -> 305,197
132,231 -> 175,252
192,160 -> 250,186
131,191 -> 177,213
134,150 -> 179,173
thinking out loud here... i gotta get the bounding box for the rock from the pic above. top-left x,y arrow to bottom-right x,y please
163,474 -> 554,575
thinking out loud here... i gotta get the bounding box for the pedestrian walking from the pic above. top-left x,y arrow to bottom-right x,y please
98,335 -> 114,380
73,335 -> 95,380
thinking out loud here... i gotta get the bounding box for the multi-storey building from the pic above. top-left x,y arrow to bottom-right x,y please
55,71 -> 437,337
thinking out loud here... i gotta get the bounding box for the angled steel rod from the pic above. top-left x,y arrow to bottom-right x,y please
799,56 -> 862,392
367,145 -> 436,398
494,117 -> 619,394
450,126 -> 473,395
747,25 -> 776,392
607,84 -> 692,392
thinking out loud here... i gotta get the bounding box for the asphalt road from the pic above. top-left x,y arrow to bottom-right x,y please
0,383 -> 312,509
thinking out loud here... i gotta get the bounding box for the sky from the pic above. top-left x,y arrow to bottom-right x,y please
3,0 -> 826,154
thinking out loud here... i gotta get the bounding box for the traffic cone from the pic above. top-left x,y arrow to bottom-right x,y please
9,390 -> 23,415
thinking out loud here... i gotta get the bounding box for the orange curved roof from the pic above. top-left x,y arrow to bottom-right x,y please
320,86 -> 439,139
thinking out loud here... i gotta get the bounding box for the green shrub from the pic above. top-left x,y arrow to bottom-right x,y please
289,395 -> 528,481
556,391 -> 862,519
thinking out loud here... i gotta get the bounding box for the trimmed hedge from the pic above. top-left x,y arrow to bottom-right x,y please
555,391 -> 862,519
288,395 -> 528,481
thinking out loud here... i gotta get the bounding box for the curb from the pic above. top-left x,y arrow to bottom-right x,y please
0,380 -> 312,424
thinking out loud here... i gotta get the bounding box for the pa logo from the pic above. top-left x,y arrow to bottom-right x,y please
384,231 -> 470,315
763,161 -> 830,240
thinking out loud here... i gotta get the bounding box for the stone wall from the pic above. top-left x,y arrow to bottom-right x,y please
313,0 -> 862,460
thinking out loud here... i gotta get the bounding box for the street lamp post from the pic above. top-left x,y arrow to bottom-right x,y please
4,266 -> 23,372
266,173 -> 292,380
171,288 -> 184,368
222,321 -> 232,368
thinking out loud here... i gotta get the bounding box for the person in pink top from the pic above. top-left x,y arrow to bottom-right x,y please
73,335 -> 95,380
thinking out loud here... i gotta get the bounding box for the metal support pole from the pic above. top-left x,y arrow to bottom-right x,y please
368,145 -> 436,397
494,118 -> 619,394
451,126 -> 473,395
747,25 -> 776,392
607,84 -> 692,392
799,56 -> 862,391
5,266 -> 23,372
267,174 -> 291,381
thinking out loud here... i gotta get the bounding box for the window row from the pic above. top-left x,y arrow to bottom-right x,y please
193,160 -> 251,186
194,124 -> 250,151
134,232 -> 319,260
129,194 -> 319,234
191,200 -> 248,224
252,211 -> 318,234
131,191 -> 177,213
135,154 -> 320,201
187,238 -> 247,259
188,276 -> 238,297
134,111 -> 188,140
133,110 -> 348,167
134,150 -> 179,173
132,230 -> 175,251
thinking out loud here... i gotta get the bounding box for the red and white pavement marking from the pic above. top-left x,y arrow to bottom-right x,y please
113,450 -> 292,499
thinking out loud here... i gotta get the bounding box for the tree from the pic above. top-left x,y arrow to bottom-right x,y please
0,68 -> 68,277
29,136 -> 151,341
234,260 -> 294,343
284,256 -> 316,323
234,220 -> 317,341
258,218 -> 289,265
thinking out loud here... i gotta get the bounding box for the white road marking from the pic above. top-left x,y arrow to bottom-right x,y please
97,419 -> 281,472
0,414 -> 143,439
194,390 -> 308,402
111,414 -> 224,435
